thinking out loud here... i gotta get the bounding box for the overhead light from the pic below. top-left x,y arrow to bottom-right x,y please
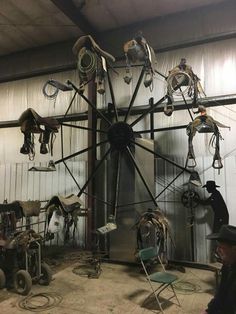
28,160 -> 56,172
96,214 -> 117,234
189,171 -> 202,187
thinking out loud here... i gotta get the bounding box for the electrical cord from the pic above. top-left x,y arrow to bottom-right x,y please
42,80 -> 59,99
18,292 -> 63,312
172,280 -> 202,295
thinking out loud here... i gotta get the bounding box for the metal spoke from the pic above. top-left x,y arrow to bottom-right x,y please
63,161 -> 113,206
130,94 -> 168,127
61,122 -> 107,133
63,91 -> 78,118
67,80 -> 112,126
107,70 -> 119,122
131,139 -> 191,174
112,151 -> 121,218
117,199 -> 154,208
63,160 -> 81,190
155,170 -> 184,200
55,139 -> 109,164
77,147 -> 111,198
135,124 -> 188,134
124,66 -> 145,123
179,87 -> 194,121
125,146 -> 158,207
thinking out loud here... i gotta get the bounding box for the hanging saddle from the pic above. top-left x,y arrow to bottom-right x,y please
72,35 -> 115,94
165,59 -> 206,116
19,108 -> 60,160
123,33 -> 157,87
186,106 -> 230,169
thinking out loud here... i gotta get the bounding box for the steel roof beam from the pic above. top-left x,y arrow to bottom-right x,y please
51,0 -> 97,36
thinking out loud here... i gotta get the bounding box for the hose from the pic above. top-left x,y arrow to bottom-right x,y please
18,292 -> 63,312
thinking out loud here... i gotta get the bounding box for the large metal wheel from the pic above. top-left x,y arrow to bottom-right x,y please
51,64 -> 195,223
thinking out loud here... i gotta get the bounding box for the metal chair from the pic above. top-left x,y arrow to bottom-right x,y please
138,246 -> 181,313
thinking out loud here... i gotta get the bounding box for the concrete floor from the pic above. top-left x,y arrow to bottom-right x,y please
0,260 -> 217,314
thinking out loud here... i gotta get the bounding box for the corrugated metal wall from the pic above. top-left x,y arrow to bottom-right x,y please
0,70 -> 88,246
0,34 -> 236,261
104,38 -> 236,263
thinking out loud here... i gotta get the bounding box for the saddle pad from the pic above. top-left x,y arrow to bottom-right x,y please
18,200 -> 41,217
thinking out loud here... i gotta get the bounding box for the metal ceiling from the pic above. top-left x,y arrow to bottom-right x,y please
0,0 -> 229,57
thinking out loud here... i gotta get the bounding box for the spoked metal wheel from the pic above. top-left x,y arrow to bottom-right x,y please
54,65 -> 193,224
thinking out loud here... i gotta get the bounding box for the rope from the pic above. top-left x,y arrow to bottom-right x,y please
77,48 -> 97,82
167,71 -> 193,97
18,292 -> 63,312
72,255 -> 104,279
171,280 -> 202,295
42,80 -> 59,99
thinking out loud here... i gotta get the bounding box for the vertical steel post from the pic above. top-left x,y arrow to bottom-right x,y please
87,80 -> 97,249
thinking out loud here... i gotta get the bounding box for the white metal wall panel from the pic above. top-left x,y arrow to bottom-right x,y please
106,40 -> 236,263
0,67 -> 88,246
0,36 -> 236,259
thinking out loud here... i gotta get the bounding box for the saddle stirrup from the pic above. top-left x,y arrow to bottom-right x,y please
39,130 -> 50,154
20,133 -> 35,160
96,77 -> 105,94
164,102 -> 174,117
143,70 -> 153,88
186,150 -> 197,168
212,151 -> 223,169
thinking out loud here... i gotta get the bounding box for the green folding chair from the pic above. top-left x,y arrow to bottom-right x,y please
139,246 -> 181,313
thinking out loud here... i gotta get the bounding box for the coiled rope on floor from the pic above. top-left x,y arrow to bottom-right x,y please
172,280 -> 202,295
18,292 -> 63,312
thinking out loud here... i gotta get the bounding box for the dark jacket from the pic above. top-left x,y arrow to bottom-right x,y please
201,190 -> 229,233
206,263 -> 236,314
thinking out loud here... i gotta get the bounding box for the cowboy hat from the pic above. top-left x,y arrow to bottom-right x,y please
202,180 -> 220,188
206,225 -> 236,244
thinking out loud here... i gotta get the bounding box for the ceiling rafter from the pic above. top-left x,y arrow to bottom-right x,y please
50,0 -> 97,36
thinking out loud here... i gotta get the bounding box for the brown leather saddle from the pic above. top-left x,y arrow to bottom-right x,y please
186,106 -> 230,169
45,194 -> 84,214
165,59 -> 206,116
72,35 -> 115,93
45,194 -> 84,242
19,108 -> 60,160
123,34 -> 157,87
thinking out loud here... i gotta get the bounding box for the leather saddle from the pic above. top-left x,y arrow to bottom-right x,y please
123,34 -> 157,87
124,36 -> 156,68
19,108 -> 60,160
72,35 -> 115,93
45,194 -> 84,242
45,194 -> 84,214
0,200 -> 41,219
0,201 -> 23,220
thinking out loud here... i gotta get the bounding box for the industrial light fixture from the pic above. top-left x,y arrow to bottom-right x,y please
189,171 -> 202,187
96,214 -> 117,234
28,160 -> 56,172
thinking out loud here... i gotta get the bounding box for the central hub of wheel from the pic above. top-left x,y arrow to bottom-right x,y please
107,122 -> 134,150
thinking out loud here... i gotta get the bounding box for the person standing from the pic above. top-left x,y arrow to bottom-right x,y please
201,180 -> 229,233
202,224 -> 236,314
